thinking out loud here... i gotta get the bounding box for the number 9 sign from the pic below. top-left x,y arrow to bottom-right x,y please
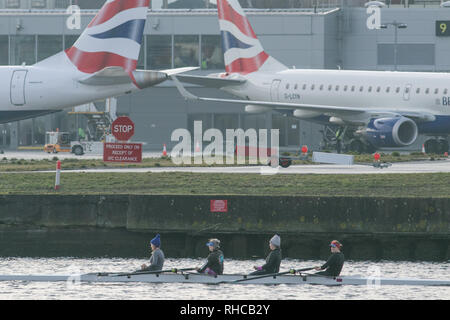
436,21 -> 450,36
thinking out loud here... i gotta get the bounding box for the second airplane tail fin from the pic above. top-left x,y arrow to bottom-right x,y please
217,0 -> 287,75
65,0 -> 149,82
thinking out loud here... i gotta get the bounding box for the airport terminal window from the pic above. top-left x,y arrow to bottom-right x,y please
0,36 -> 8,65
214,114 -> 239,139
54,0 -> 71,9
10,35 -> 36,65
5,0 -> 20,8
201,35 -> 224,70
147,35 -> 172,69
37,35 -> 62,61
137,44 -> 145,70
174,35 -> 199,68
64,35 -> 78,50
243,114 -> 266,132
31,0 -> 47,8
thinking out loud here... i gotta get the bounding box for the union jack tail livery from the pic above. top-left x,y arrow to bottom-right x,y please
65,0 -> 149,79
217,0 -> 286,74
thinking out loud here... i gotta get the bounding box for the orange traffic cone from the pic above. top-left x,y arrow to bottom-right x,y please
162,144 -> 167,157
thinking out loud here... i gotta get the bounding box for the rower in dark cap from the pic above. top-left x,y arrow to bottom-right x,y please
314,240 -> 345,277
140,234 -> 165,272
197,238 -> 224,276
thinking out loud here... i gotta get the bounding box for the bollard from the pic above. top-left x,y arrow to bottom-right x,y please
55,160 -> 61,190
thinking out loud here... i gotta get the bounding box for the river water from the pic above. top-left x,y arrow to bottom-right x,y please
0,257 -> 448,300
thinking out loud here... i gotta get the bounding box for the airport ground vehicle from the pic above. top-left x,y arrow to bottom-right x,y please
44,131 -> 105,156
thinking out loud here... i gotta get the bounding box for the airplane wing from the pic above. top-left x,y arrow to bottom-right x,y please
79,67 -> 199,86
171,75 -> 436,123
175,74 -> 246,88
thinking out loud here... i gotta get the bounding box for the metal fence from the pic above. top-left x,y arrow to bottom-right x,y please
0,0 -> 446,10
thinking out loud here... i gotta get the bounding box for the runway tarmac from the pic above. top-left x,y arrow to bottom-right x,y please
2,150 -> 450,174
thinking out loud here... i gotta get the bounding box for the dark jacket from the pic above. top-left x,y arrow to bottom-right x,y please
251,248 -> 282,275
318,252 -> 345,277
198,248 -> 224,275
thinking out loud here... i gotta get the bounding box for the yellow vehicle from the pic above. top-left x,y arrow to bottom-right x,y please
44,131 -> 71,153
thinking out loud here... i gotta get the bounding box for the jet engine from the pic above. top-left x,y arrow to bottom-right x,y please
363,117 -> 418,148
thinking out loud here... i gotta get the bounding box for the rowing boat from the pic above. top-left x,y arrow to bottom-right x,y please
0,272 -> 448,286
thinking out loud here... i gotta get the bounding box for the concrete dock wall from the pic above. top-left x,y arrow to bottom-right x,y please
0,195 -> 448,261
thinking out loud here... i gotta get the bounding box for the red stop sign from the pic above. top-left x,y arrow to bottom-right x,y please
111,117 -> 134,141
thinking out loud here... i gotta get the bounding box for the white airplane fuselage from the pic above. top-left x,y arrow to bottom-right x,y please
0,54 -> 137,123
224,69 -> 450,135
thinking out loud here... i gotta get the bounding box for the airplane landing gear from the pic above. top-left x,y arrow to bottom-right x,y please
424,138 -> 449,154
320,125 -> 375,154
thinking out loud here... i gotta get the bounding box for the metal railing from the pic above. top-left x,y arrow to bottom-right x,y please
0,0 -> 446,10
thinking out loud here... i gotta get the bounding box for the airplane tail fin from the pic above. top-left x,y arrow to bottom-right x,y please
65,0 -> 149,81
217,0 -> 287,75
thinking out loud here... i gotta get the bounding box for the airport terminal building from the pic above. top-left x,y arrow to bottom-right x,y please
0,0 -> 448,151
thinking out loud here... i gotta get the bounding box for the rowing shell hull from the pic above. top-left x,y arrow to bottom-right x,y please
0,273 -> 449,286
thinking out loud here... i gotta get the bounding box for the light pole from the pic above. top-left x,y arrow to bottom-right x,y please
379,21 -> 407,71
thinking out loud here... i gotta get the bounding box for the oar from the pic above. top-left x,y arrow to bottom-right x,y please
220,267 -> 316,284
99,267 -> 197,277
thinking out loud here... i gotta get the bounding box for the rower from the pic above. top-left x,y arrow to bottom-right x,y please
197,238 -> 224,276
314,240 -> 344,277
140,234 -> 165,272
250,234 -> 282,275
